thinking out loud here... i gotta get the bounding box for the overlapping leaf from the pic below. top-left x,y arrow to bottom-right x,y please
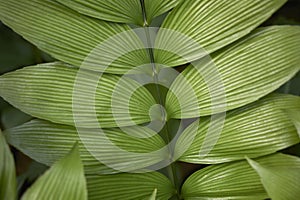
57,0 -> 179,26
0,62 -> 156,128
4,119 -> 167,173
284,109 -> 300,138
0,0 -> 150,74
181,154 -> 285,199
0,130 -> 16,200
175,94 -> 300,164
166,26 -> 300,118
247,153 -> 300,200
87,172 -> 175,200
155,0 -> 286,66
21,144 -> 87,200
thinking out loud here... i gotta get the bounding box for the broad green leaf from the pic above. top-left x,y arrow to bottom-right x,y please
4,119 -> 167,173
166,26 -> 300,118
155,0 -> 286,66
0,0 -> 149,74
176,94 -> 300,164
0,62 -> 156,128
87,172 -> 175,200
181,154 -> 286,199
247,153 -> 300,200
0,129 -> 16,200
57,0 -> 179,26
284,109 -> 300,138
21,144 -> 87,200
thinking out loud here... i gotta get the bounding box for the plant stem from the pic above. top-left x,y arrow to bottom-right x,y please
139,1 -> 181,199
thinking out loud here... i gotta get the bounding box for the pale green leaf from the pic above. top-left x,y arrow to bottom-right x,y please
87,172 -> 175,200
4,119 -> 167,173
57,0 -> 179,26
166,26 -> 300,118
155,0 -> 286,66
0,0 -> 150,74
148,189 -> 157,200
181,154 -> 284,199
176,94 -> 300,164
0,62 -> 156,128
21,143 -> 87,200
284,109 -> 300,138
247,153 -> 300,200
0,129 -> 16,200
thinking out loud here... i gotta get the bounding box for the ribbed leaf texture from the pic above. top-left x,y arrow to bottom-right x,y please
166,26 -> 300,118
86,172 -> 175,200
181,154 -> 288,199
155,0 -> 286,66
0,130 -> 16,200
0,62 -> 156,128
4,119 -> 167,174
247,153 -> 300,200
176,94 -> 300,164
57,0 -> 179,25
0,0 -> 150,74
21,144 -> 87,200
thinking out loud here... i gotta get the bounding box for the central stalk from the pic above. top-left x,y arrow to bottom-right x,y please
139,1 -> 181,199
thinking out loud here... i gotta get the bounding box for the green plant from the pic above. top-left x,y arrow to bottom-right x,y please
0,0 -> 300,199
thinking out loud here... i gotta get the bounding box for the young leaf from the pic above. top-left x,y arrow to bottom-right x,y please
166,26 -> 300,118
181,154 -> 280,199
0,129 -> 16,200
0,62 -> 156,128
0,0 -> 149,74
148,189 -> 157,200
175,94 -> 300,164
4,119 -> 167,173
57,0 -> 179,26
155,0 -> 286,66
87,172 -> 175,200
247,153 -> 300,200
21,143 -> 87,200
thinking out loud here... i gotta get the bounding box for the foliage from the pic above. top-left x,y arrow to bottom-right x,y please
0,0 -> 300,199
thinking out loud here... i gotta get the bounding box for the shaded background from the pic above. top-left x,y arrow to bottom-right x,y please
0,0 -> 299,197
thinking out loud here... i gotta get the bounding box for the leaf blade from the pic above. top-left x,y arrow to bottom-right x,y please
57,0 -> 179,25
21,143 -> 88,200
155,0 -> 286,66
166,26 -> 300,117
0,62 -> 156,128
176,94 -> 300,164
247,154 -> 300,200
0,130 -> 16,200
4,119 -> 167,173
0,0 -> 149,74
87,172 -> 175,200
181,155 -> 277,199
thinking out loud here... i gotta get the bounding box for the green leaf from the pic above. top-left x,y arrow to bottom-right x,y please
57,0 -> 179,26
166,26 -> 300,118
284,109 -> 300,138
21,143 -> 87,200
181,155 -> 279,199
0,0 -> 149,74
175,94 -> 300,164
0,129 -> 16,200
0,62 -> 156,128
247,153 -> 300,200
148,189 -> 157,200
86,172 -> 175,200
155,0 -> 286,66
4,119 -> 167,173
